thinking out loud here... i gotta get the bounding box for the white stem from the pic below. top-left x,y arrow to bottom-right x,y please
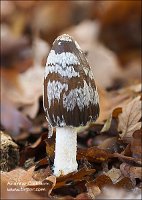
54,127 -> 78,176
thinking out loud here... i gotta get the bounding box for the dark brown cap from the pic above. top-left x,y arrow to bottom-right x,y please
43,34 -> 99,127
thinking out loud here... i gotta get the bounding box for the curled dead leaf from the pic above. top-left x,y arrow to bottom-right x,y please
118,96 -> 141,143
101,107 -> 122,133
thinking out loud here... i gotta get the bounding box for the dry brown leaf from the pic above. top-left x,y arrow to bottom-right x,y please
1,97 -> 32,136
20,132 -> 47,166
131,129 -> 142,160
118,96 -> 141,143
86,183 -> 101,199
1,166 -> 55,199
1,178 -> 40,200
55,167 -> 96,189
97,86 -> 134,123
33,166 -> 52,181
86,175 -> 134,199
101,107 -> 122,133
85,175 -> 112,199
28,175 -> 56,198
77,147 -> 112,163
1,37 -> 49,121
114,177 -> 134,190
113,152 -> 141,165
120,163 -> 142,181
104,167 -> 122,184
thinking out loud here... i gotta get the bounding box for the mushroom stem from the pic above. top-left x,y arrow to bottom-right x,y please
54,127 -> 78,176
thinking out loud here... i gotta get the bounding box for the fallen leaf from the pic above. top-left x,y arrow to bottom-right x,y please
113,152 -> 141,165
114,177 -> 134,190
33,166 -> 52,181
86,183 -> 101,199
1,178 -> 40,200
104,167 -> 122,184
101,107 -> 122,133
19,132 -> 47,166
1,166 -> 55,199
122,143 -> 132,157
120,163 -> 142,181
53,180 -> 87,198
0,97 -> 32,136
131,129 -> 142,160
1,167 -> 35,188
28,175 -> 56,198
86,175 -> 134,199
55,167 -> 96,189
90,174 -> 113,189
1,36 -> 49,121
118,96 -> 141,143
77,147 -> 112,163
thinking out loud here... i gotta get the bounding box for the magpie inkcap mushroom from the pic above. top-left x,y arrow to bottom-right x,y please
43,34 -> 99,176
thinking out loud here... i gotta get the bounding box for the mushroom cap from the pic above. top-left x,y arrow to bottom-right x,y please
43,34 -> 99,128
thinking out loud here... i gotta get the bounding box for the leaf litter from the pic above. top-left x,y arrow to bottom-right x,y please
1,90 -> 141,199
1,2 -> 142,198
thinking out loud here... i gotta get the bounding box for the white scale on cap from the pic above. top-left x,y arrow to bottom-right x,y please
47,80 -> 68,108
63,80 -> 99,111
44,50 -> 80,79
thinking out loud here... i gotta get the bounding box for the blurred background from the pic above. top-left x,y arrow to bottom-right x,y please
0,0 -> 141,137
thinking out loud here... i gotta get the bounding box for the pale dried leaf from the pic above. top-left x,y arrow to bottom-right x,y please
104,167 -> 122,184
120,163 -> 142,181
1,37 -> 49,119
1,97 -> 32,135
118,96 -> 141,143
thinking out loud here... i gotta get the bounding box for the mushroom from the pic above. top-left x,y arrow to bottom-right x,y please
43,34 -> 99,176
